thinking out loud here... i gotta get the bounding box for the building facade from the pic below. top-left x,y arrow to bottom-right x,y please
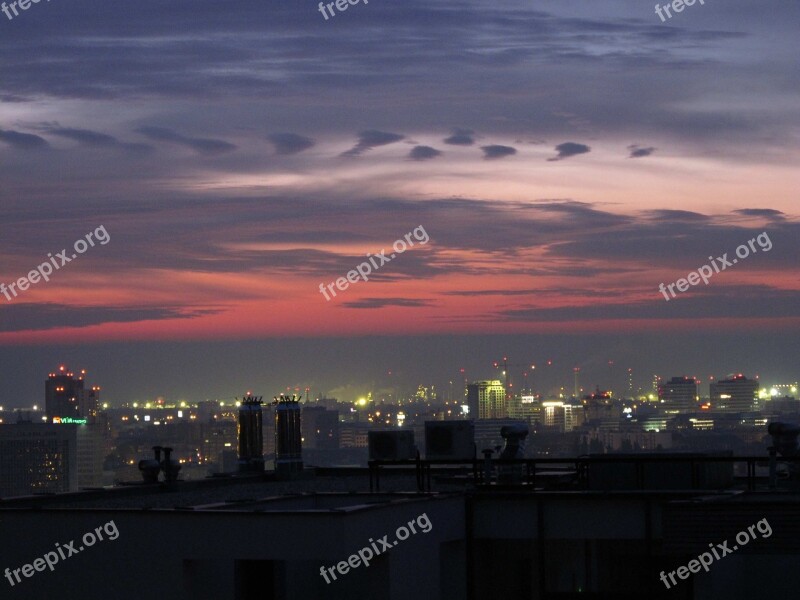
0,423 -> 78,496
467,380 -> 506,419
710,374 -> 759,413
658,376 -> 699,414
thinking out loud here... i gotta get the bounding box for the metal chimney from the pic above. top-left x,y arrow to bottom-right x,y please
497,423 -> 529,485
237,393 -> 265,472
161,446 -> 181,483
138,445 -> 162,483
768,422 -> 800,487
274,394 -> 303,477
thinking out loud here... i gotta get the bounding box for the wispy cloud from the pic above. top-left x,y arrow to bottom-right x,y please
480,144 -> 516,160
409,145 -> 442,161
267,132 -> 315,155
341,298 -> 434,309
136,127 -> 236,155
444,128 -> 475,146
340,130 -> 405,157
627,144 -> 656,158
0,129 -> 49,150
548,142 -> 590,161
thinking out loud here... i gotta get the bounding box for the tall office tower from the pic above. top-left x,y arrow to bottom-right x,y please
274,394 -> 303,475
658,376 -> 699,414
82,385 -> 101,419
45,366 -> 84,422
466,380 -> 507,419
45,366 -> 100,422
0,423 -> 78,496
301,405 -> 340,450
237,394 -> 264,472
710,374 -> 759,413
76,424 -> 106,488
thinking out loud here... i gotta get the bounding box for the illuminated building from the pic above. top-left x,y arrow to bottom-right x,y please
541,400 -> 583,432
710,374 -> 759,413
0,423 -> 77,496
45,366 -> 101,422
658,376 -> 699,414
466,380 -> 506,419
507,394 -> 541,422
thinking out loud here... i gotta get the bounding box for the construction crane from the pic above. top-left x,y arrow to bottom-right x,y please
492,357 -> 537,398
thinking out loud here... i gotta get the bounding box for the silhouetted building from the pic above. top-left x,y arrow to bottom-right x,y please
301,405 -> 339,450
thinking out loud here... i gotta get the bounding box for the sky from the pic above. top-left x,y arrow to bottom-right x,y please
1,0 -> 798,406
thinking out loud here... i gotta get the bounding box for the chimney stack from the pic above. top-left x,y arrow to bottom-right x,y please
274,394 -> 303,478
161,446 -> 181,483
237,393 -> 265,472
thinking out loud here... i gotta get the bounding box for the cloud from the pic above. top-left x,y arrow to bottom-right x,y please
480,144 -> 517,160
644,209 -> 711,223
495,286 -> 800,322
340,130 -> 405,157
43,127 -> 152,153
267,133 -> 315,155
548,142 -> 591,161
136,126 -> 236,155
734,208 -> 786,222
0,94 -> 29,103
341,298 -> 434,309
0,303 -> 222,333
0,129 -> 49,150
627,144 -> 656,158
408,145 -> 442,161
443,128 -> 475,146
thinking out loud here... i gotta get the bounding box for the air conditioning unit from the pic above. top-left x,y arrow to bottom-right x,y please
425,421 -> 475,460
368,430 -> 417,461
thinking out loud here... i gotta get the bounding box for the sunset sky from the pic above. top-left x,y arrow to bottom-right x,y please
1,0 -> 798,404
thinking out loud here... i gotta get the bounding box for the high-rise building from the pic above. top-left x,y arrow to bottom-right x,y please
301,406 -> 339,450
466,380 -> 506,419
507,394 -> 542,423
541,400 -> 584,432
76,424 -> 105,488
0,423 -> 78,496
659,376 -> 699,414
45,366 -> 100,422
710,374 -> 759,413
83,385 -> 101,419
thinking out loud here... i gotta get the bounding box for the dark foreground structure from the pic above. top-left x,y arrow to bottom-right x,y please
1,453 -> 799,600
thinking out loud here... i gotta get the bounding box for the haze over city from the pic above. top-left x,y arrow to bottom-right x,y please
1,0 -> 798,406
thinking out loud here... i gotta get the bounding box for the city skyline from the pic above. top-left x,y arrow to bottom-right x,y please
0,347 -> 795,410
1,2 -> 798,408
